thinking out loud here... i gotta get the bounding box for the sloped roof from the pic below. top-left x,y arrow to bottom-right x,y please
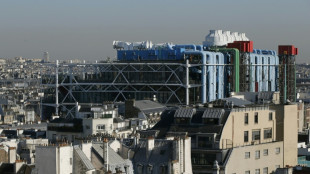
151,107 -> 230,139
92,143 -> 126,166
202,108 -> 225,118
0,163 -> 14,174
258,92 -> 274,100
113,117 -> 125,123
16,164 -> 35,174
73,146 -> 95,170
211,97 -> 253,107
133,139 -> 172,164
134,100 -> 166,112
174,107 -> 195,118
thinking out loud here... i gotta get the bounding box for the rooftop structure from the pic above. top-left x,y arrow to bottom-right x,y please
41,30 -> 297,119
202,30 -> 250,46
151,98 -> 298,173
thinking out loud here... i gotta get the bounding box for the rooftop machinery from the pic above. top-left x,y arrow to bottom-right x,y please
41,30 -> 297,118
113,29 -> 280,104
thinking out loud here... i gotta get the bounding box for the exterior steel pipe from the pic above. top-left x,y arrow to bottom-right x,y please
184,51 -> 207,103
174,45 -> 196,51
209,48 -> 240,92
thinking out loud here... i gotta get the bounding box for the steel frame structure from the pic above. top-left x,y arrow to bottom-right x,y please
41,56 -> 281,118
278,54 -> 296,103
41,61 -> 202,118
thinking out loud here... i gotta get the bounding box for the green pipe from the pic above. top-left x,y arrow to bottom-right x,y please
210,47 -> 240,92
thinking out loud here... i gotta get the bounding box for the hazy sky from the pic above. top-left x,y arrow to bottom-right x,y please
0,0 -> 309,63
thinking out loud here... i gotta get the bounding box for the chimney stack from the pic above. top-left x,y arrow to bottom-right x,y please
146,137 -> 154,159
103,138 -> 109,171
8,147 -> 16,163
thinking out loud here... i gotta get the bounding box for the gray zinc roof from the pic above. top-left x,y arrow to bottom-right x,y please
133,139 -> 172,164
258,92 -> 274,100
213,97 -> 253,107
202,108 -> 225,118
174,107 -> 195,118
73,146 -> 95,170
134,100 -> 166,112
92,143 -> 126,166
113,117 -> 125,123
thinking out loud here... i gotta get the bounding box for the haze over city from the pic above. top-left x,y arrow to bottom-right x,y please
0,0 -> 309,62
2,1 -> 310,174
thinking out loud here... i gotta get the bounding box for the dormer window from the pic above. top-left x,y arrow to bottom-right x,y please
137,164 -> 143,174
147,164 -> 153,174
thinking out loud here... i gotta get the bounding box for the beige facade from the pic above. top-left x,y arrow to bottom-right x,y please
220,104 -> 297,173
305,106 -> 310,128
271,104 -> 298,167
225,141 -> 284,174
297,102 -> 304,132
220,106 -> 276,149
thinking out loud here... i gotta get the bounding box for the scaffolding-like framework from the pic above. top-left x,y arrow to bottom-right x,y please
239,53 -> 251,92
239,52 -> 279,93
279,54 -> 296,103
41,51 -> 283,119
41,61 -> 207,118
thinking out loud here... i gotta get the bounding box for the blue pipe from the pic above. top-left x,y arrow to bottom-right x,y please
184,51 -> 207,103
167,44 -> 174,50
196,45 -> 203,51
174,45 -> 196,51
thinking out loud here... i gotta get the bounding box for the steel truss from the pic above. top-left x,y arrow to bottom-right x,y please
278,55 -> 296,103
41,61 -> 205,118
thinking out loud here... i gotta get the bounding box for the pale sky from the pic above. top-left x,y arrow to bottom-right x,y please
0,0 -> 309,63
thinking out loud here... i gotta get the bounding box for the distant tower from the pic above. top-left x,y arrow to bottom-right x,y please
278,45 -> 298,103
43,52 -> 50,62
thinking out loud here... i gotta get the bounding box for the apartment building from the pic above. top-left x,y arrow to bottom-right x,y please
152,97 -> 298,174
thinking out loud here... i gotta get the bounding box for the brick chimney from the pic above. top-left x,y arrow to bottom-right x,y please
8,147 -> 16,163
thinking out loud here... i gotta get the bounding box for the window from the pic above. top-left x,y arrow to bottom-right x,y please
255,169 -> 260,174
86,125 -> 90,129
97,124 -> 105,130
245,152 -> 250,159
61,135 -> 67,141
198,136 -> 212,148
245,170 -> 250,174
264,128 -> 272,139
275,147 -> 280,154
254,112 -> 258,123
70,158 -> 72,165
269,112 -> 273,120
255,150 -> 260,159
263,149 -> 268,156
52,134 -> 56,140
137,164 -> 143,174
245,113 -> 249,124
252,130 -> 261,141
263,167 -> 268,174
147,165 -> 153,174
244,131 -> 249,142
160,165 -> 167,174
